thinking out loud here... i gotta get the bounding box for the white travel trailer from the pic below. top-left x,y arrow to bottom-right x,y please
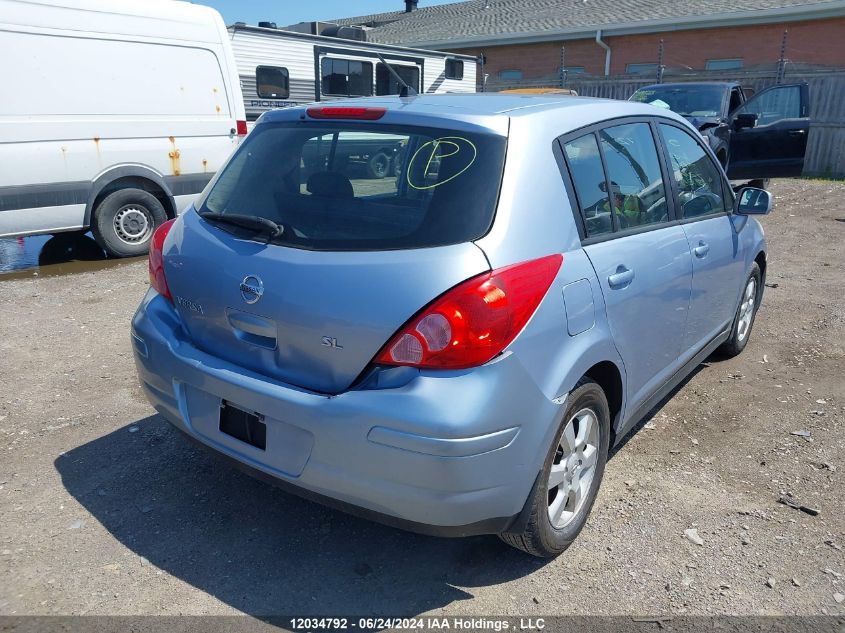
228,23 -> 478,124
0,0 -> 246,257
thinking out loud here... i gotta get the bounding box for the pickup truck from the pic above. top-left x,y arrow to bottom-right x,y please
629,81 -> 810,184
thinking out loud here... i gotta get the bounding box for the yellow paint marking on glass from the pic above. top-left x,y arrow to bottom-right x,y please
406,136 -> 477,190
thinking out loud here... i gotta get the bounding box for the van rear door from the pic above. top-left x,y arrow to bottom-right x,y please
727,83 -> 810,180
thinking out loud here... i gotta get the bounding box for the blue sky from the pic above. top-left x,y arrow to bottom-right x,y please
194,0 -> 456,26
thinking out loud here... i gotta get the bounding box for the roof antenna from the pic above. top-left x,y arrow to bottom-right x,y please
377,53 -> 418,97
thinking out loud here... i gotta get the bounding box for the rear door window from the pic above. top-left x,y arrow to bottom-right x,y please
598,122 -> 669,229
200,122 -> 507,251
659,124 -> 729,219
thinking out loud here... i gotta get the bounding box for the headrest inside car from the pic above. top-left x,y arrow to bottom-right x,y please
306,171 -> 354,198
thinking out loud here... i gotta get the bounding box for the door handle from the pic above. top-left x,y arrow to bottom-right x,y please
788,129 -> 806,136
694,241 -> 710,258
607,265 -> 634,289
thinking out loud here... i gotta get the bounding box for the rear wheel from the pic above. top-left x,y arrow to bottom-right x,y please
91,188 -> 167,258
719,263 -> 761,357
366,151 -> 391,179
499,378 -> 610,558
748,178 -> 770,190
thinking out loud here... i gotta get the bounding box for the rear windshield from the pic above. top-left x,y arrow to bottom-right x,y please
198,121 -> 507,251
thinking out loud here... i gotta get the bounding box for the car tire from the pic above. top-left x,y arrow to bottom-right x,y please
499,377 -> 610,558
91,188 -> 168,258
366,152 -> 391,179
748,179 -> 770,190
719,262 -> 761,357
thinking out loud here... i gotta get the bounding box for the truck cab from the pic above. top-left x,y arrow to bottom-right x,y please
630,81 -> 810,182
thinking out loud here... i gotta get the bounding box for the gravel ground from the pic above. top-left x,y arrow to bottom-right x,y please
0,178 -> 843,618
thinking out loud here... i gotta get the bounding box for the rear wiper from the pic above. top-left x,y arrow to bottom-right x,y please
199,212 -> 283,243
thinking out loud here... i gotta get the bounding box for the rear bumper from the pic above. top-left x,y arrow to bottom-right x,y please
131,290 -> 565,535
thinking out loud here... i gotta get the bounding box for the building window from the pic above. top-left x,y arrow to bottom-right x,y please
498,69 -> 523,81
625,63 -> 658,75
445,58 -> 464,80
705,58 -> 744,71
376,63 -> 420,95
320,58 -> 373,97
256,66 -> 289,99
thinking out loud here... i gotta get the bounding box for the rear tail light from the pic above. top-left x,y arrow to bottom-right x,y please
375,254 -> 562,370
148,218 -> 177,302
236,120 -> 248,136
306,106 -> 387,120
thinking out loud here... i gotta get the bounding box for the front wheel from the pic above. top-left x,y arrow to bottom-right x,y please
499,378 -> 610,558
91,188 -> 168,258
719,263 -> 761,357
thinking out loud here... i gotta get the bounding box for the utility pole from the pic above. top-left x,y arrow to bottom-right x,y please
777,29 -> 789,84
657,39 -> 665,84
559,45 -> 567,88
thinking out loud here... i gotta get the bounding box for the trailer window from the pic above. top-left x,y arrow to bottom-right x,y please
376,63 -> 420,95
256,66 -> 289,99
445,59 -> 464,80
320,58 -> 373,97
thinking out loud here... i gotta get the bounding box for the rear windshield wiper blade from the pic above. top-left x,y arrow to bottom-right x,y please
199,212 -> 283,243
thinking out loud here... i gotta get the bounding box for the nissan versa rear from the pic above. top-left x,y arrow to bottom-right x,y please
132,95 -> 770,557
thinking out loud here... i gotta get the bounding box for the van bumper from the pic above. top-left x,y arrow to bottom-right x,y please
131,291 -> 564,536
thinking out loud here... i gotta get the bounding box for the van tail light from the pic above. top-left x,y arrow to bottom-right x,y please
236,120 -> 248,136
148,219 -> 177,302
375,254 -> 562,370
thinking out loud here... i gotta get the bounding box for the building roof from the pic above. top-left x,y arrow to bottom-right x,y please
325,0 -> 845,49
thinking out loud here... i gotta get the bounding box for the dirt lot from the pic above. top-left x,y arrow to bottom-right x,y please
0,179 -> 843,618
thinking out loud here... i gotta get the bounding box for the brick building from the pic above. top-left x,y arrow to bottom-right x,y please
324,0 -> 845,88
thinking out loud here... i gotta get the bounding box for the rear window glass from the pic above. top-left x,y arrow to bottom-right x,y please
200,122 -> 507,251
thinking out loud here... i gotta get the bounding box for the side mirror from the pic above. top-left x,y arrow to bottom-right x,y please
735,187 -> 772,215
733,112 -> 758,130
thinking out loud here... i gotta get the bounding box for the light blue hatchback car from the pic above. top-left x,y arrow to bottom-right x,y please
132,94 -> 771,557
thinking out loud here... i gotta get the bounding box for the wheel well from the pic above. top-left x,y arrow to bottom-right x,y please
755,251 -> 767,294
91,176 -> 176,219
584,361 -> 623,445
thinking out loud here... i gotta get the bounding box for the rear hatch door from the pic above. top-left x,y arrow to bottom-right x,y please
165,212 -> 489,394
162,113 -> 507,394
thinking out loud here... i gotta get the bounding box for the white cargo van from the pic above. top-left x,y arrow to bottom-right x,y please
0,0 -> 246,256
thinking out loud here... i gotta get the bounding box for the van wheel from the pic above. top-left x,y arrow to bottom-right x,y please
719,263 -> 761,357
366,152 -> 391,179
91,188 -> 167,257
499,377 -> 610,558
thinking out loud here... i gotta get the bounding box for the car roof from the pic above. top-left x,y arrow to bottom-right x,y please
261,93 -> 687,126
